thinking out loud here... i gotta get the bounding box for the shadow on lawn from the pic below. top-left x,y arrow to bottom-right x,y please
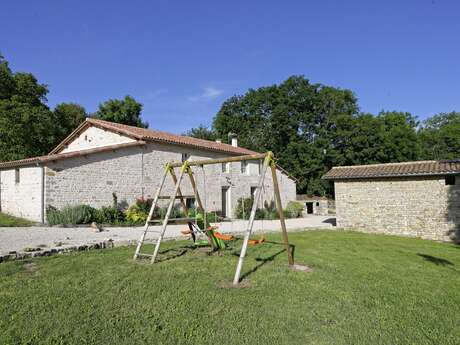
417,253 -> 454,267
155,245 -> 200,263
235,241 -> 296,281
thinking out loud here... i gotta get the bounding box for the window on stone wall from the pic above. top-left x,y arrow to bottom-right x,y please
15,168 -> 20,184
241,161 -> 248,175
222,162 -> 230,173
186,197 -> 195,209
445,175 -> 456,185
181,153 -> 190,162
250,186 -> 257,199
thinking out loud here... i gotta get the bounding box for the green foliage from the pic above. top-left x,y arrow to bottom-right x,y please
419,112 -> 460,160
46,204 -> 97,225
93,95 -> 148,128
190,76 -> 439,196
0,212 -> 33,227
94,206 -> 125,224
53,102 -> 87,143
126,197 -> 153,224
184,124 -> 217,141
235,197 -> 297,220
235,197 -> 254,220
284,201 -> 304,218
0,54 -> 86,161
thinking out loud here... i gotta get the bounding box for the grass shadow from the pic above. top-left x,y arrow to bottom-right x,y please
137,244 -> 202,263
417,253 -> 454,267
239,248 -> 286,281
232,240 -> 296,282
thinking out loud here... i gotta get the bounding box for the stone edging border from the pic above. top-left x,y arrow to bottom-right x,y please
0,228 -> 338,264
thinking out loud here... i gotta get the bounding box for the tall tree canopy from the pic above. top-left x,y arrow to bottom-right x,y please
53,102 -> 87,143
183,125 -> 216,141
211,76 -> 363,194
0,55 -> 89,161
0,54 -> 57,161
189,76 -> 427,195
419,112 -> 460,160
93,95 -> 147,128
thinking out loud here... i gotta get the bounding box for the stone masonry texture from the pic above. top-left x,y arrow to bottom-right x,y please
334,176 -> 460,241
44,142 -> 296,219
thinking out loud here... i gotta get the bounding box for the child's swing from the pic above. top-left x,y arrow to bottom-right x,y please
182,164 -> 233,249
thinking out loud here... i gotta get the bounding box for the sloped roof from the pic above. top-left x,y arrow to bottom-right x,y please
0,141 -> 146,169
50,118 -> 256,156
323,159 -> 460,180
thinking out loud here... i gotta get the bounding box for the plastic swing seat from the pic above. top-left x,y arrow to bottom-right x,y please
248,236 -> 265,246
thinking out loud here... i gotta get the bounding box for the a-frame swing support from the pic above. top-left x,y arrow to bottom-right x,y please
133,151 -> 294,285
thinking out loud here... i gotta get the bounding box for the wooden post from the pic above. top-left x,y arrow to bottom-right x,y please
270,159 -> 294,266
169,152 -> 268,168
233,154 -> 271,285
170,168 -> 189,216
133,165 -> 170,260
185,167 -> 204,212
151,163 -> 188,263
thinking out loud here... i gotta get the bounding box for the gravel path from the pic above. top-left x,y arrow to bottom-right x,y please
0,216 -> 335,256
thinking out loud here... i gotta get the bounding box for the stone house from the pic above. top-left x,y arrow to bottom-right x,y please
296,195 -> 329,216
0,118 -> 296,223
323,160 -> 460,241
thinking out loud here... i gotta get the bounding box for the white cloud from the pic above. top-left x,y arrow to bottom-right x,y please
188,87 -> 224,102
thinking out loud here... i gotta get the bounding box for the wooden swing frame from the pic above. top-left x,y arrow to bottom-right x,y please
133,151 -> 294,285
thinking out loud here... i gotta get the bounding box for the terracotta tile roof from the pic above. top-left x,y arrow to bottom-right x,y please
323,160 -> 460,180
0,141 -> 146,169
51,118 -> 256,156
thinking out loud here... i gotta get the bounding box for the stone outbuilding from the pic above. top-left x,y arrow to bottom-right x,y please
323,160 -> 460,241
296,195 -> 329,216
0,118 -> 297,222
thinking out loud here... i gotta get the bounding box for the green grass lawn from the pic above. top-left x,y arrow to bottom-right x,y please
0,230 -> 459,345
0,212 -> 33,227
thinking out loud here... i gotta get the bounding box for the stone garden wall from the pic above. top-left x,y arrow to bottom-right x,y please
334,176 -> 460,241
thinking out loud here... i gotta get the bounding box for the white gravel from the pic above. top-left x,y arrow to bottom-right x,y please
0,216 -> 335,255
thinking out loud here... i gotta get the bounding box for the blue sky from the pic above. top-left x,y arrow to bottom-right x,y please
1,0 -> 459,133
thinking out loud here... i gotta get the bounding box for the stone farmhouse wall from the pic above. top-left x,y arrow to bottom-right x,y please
61,126 -> 135,153
44,142 -> 296,220
334,176 -> 460,241
0,166 -> 43,222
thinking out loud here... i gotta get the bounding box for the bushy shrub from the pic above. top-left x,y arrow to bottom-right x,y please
235,197 -> 254,219
285,201 -> 304,218
46,204 -> 97,225
95,206 -> 125,224
125,197 -> 154,224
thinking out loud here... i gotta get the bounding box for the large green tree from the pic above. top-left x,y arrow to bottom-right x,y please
93,95 -> 147,128
189,76 -> 424,195
419,112 -> 460,160
184,124 -> 216,141
53,103 -> 87,142
0,55 -> 57,161
211,76 -> 361,194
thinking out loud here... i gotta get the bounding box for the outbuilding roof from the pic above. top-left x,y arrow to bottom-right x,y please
323,159 -> 460,180
50,118 -> 256,156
